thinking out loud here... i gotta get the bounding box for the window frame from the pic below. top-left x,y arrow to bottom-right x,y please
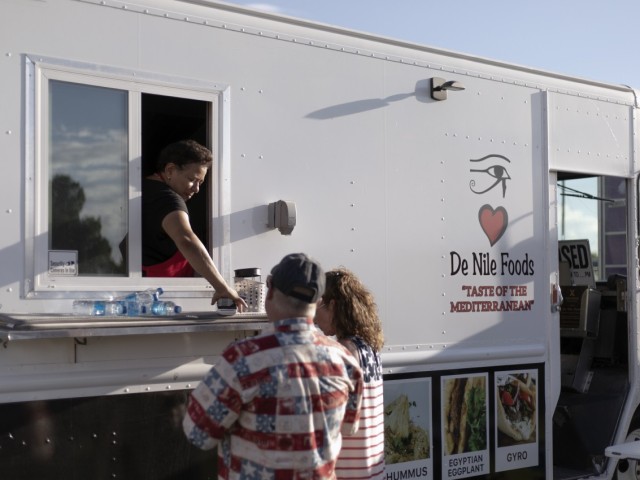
25,55 -> 231,298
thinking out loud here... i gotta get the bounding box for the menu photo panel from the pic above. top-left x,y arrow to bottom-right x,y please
441,373 -> 489,480
384,377 -> 434,479
494,369 -> 539,472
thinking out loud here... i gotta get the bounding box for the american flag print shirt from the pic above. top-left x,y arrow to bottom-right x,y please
183,317 -> 364,480
334,336 -> 385,480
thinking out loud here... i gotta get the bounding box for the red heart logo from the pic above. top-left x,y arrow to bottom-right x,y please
478,205 -> 508,246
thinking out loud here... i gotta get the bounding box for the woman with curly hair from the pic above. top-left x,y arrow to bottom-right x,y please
315,267 -> 385,479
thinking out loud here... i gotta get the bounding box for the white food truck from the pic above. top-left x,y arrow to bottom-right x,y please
1,1 -> 639,479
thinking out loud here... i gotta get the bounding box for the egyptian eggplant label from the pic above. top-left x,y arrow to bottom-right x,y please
441,373 -> 489,479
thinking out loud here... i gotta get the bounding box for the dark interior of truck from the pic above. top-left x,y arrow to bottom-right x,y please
553,172 -> 630,480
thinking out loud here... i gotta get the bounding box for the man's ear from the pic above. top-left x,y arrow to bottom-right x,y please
265,287 -> 275,300
164,162 -> 178,176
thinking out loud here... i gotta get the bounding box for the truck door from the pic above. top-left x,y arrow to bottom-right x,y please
547,87 -> 634,479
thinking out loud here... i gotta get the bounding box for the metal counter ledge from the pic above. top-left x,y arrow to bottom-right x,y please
0,311 -> 269,342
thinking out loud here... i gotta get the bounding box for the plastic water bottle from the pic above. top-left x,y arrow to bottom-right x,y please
73,300 -> 126,316
119,288 -> 163,304
148,287 -> 164,300
149,300 -> 182,316
122,301 -> 147,316
117,288 -> 164,316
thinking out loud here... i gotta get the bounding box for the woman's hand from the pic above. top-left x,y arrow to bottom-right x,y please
211,288 -> 248,312
161,211 -> 249,313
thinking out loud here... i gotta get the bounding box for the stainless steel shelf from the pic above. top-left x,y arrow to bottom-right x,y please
0,312 -> 268,341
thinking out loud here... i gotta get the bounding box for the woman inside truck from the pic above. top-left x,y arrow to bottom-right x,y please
142,140 -> 246,309
314,268 -> 385,479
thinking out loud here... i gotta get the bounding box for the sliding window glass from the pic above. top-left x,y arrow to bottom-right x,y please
49,80 -> 128,276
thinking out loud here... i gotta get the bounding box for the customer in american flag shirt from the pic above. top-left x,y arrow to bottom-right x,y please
314,268 -> 385,479
183,253 -> 364,479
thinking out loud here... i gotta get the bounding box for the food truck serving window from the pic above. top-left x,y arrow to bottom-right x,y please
27,57 -> 227,296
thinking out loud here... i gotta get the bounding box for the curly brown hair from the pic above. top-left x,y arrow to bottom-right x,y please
323,267 -> 384,352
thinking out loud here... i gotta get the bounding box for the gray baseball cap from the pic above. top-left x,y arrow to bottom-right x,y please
270,253 -> 325,303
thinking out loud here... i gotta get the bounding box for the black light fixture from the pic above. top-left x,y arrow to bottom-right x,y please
431,77 -> 466,101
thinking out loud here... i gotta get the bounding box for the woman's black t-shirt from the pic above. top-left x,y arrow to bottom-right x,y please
142,178 -> 189,266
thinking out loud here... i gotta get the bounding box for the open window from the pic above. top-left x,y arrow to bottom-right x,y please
558,174 -> 628,281
123,93 -> 212,271
26,56 -> 228,296
556,173 -> 628,388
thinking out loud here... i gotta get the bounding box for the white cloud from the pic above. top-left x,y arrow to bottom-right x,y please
559,201 -> 598,250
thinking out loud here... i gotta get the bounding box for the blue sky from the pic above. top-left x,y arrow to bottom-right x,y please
221,0 -> 640,87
